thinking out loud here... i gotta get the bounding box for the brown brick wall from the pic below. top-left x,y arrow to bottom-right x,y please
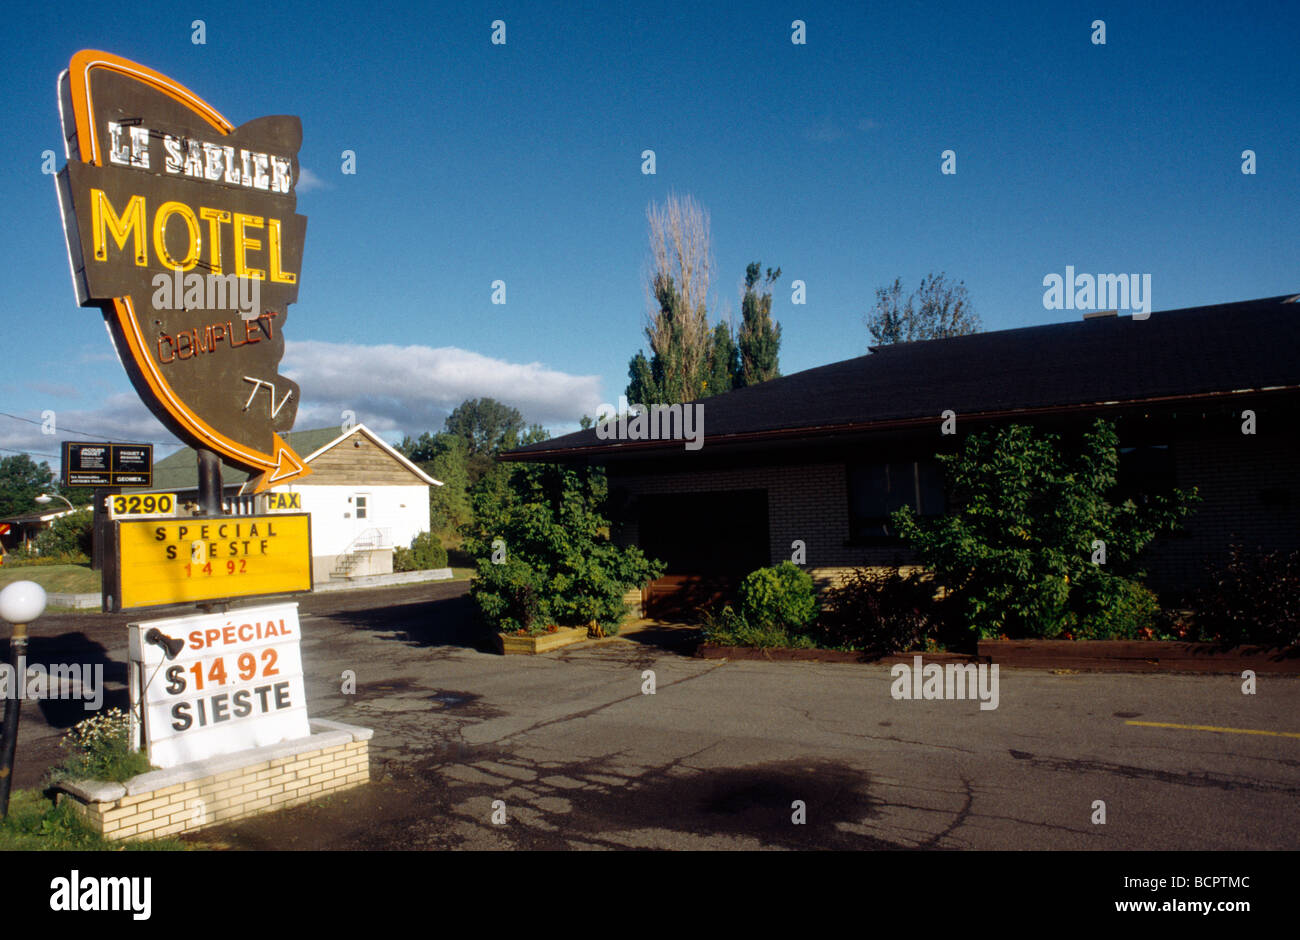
611,430 -> 1300,600
610,461 -> 916,576
1142,434 -> 1300,595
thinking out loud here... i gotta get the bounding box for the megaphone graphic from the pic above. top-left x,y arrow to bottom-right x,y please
145,628 -> 186,660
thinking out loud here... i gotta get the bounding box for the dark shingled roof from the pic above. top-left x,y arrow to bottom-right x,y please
504,294 -> 1300,462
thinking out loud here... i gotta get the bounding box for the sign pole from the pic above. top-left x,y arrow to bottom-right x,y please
90,486 -> 118,572
196,448 -> 223,517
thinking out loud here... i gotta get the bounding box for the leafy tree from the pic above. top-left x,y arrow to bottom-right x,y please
625,193 -> 715,404
444,398 -> 526,457
0,455 -> 57,517
462,462 -> 663,636
706,320 -> 740,396
892,419 -> 1198,639
866,272 -> 980,347
736,262 -> 782,386
398,432 -> 472,534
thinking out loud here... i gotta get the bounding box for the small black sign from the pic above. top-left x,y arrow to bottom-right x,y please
62,441 -> 153,488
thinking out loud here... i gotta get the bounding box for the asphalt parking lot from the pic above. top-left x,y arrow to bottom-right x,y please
9,581 -> 1299,850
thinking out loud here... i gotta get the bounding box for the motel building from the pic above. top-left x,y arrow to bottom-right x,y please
147,424 -> 440,583
503,295 -> 1300,618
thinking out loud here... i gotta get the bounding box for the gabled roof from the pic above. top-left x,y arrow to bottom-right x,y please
152,424 -> 440,492
252,423 -> 440,491
504,294 -> 1300,462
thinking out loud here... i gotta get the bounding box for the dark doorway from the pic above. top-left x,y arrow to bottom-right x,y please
637,489 -> 769,619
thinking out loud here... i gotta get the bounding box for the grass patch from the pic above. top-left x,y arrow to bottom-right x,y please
0,563 -> 100,595
0,788 -> 191,851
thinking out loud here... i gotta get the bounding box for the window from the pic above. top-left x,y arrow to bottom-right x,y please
355,495 -> 368,520
847,460 -> 945,541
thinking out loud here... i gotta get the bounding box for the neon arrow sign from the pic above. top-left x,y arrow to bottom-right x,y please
55,50 -> 311,492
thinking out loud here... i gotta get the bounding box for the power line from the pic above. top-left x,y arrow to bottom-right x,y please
0,411 -> 171,446
0,446 -> 62,459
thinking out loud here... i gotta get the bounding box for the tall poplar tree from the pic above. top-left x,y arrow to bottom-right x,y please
736,262 -> 782,387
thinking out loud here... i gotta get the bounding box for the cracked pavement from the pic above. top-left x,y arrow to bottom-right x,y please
10,581 -> 1299,850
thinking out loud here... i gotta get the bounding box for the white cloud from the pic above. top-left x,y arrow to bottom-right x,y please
295,166 -> 331,193
1,344 -> 600,466
281,340 -> 604,434
0,394 -> 181,467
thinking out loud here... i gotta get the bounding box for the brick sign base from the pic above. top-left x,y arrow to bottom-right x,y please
56,718 -> 371,841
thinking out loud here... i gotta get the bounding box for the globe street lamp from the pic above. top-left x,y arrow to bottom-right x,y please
34,493 -> 75,512
0,580 -> 46,818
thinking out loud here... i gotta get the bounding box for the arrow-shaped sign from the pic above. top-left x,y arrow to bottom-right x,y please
55,51 -> 311,493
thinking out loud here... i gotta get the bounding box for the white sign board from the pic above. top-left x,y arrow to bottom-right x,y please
128,602 -> 310,768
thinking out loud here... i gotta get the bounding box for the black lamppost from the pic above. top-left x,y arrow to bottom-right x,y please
0,580 -> 46,818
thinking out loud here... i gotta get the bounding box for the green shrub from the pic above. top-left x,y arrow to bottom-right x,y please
1068,574 -> 1161,639
34,510 -> 93,558
738,561 -> 819,631
463,462 -> 664,636
894,419 -> 1198,639
815,567 -> 945,653
700,603 -> 817,649
470,556 -> 547,634
1191,545 -> 1300,648
47,708 -> 153,785
393,531 -> 448,571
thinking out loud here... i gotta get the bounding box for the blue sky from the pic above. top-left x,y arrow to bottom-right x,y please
1,0 -> 1296,469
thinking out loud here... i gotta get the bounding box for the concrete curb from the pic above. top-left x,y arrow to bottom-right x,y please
311,568 -> 455,592
46,592 -> 101,609
42,569 -> 458,610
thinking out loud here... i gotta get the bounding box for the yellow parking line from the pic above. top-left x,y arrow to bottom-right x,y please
1125,720 -> 1300,739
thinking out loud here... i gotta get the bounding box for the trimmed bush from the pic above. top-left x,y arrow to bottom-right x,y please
738,561 -> 819,631
1068,574 -> 1160,639
393,531 -> 448,571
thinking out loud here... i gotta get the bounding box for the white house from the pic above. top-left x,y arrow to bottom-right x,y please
149,424 -> 441,583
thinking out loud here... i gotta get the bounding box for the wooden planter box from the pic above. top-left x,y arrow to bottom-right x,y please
978,639 -> 1300,673
496,625 -> 591,655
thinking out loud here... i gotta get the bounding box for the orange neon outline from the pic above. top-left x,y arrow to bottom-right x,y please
68,50 -> 309,492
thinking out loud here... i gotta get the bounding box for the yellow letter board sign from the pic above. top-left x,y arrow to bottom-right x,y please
106,513 -> 312,611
